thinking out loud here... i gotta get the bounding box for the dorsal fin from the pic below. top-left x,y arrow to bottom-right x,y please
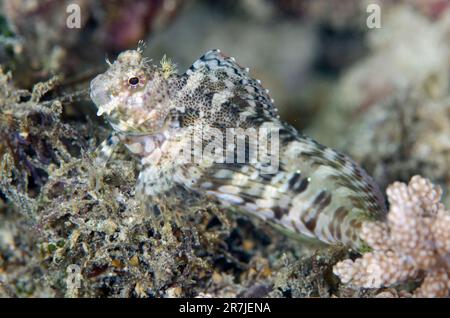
184,49 -> 277,117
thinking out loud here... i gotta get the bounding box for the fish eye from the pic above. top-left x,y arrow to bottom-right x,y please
128,77 -> 140,86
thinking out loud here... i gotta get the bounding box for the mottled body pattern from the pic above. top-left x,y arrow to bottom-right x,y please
90,47 -> 386,249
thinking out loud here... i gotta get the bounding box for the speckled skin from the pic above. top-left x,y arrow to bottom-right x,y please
90,46 -> 386,249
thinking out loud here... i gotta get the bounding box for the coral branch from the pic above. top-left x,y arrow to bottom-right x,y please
333,176 -> 450,297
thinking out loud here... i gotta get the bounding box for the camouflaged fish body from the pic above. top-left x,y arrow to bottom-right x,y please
90,47 -> 386,249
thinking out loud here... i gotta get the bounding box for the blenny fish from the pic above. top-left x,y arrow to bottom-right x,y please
90,45 -> 386,249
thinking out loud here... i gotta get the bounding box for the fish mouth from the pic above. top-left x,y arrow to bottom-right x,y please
90,74 -> 112,109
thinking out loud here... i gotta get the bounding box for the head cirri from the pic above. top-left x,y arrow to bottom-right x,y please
90,49 -> 173,135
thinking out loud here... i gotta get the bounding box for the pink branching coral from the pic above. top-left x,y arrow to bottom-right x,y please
333,176 -> 450,297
